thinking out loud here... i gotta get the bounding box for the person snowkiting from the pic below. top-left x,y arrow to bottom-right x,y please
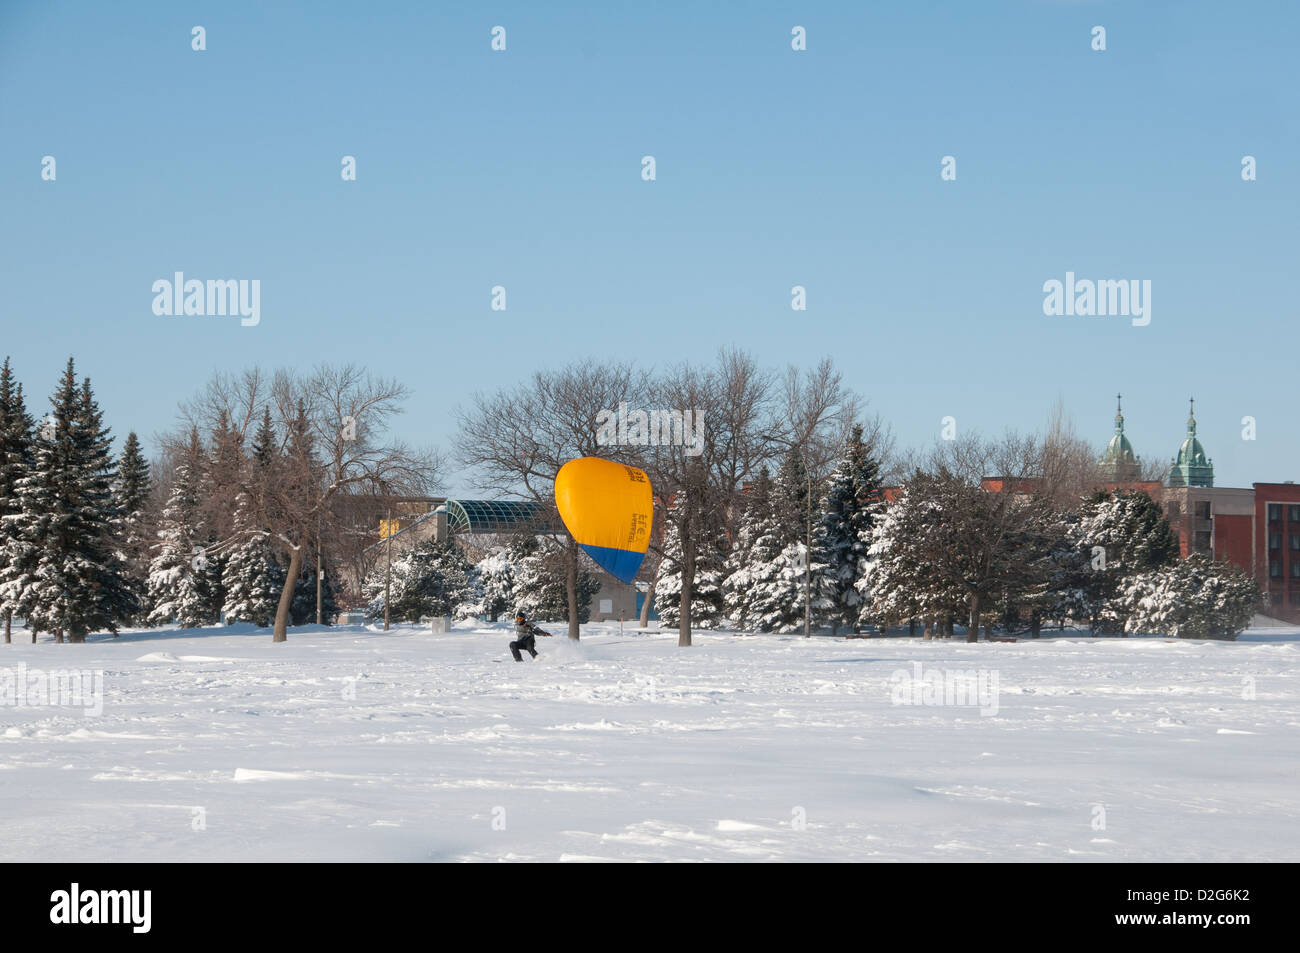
510,611 -> 550,662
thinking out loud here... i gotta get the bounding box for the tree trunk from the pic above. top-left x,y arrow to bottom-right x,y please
565,534 -> 579,640
908,618 -> 915,638
273,546 -> 303,642
1030,613 -> 1041,639
922,616 -> 933,640
967,593 -> 980,643
4,610 -> 10,644
679,532 -> 695,647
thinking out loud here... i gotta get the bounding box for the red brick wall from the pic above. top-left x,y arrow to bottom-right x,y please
1254,484 -> 1300,623
1213,514 -> 1253,573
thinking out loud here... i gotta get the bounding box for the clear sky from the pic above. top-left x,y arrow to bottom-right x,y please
1,0 -> 1296,494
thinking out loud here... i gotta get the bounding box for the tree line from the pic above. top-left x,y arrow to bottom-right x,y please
0,358 -> 437,643
0,352 -> 1263,644
454,356 -> 1261,642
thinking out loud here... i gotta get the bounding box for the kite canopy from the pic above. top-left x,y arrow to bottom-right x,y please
554,457 -> 653,584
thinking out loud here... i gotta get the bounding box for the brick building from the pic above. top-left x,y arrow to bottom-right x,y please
1101,397 -> 1299,623
979,396 -> 1300,623
1255,483 -> 1300,618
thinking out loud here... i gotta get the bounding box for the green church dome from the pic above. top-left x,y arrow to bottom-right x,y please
1166,398 -> 1214,488
1104,431 -> 1137,466
1098,394 -> 1140,481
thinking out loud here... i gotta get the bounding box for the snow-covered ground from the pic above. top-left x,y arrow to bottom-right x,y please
2,621 -> 1298,862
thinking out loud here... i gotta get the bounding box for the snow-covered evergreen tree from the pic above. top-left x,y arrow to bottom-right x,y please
817,424 -> 882,634
75,376 -> 136,631
723,467 -> 833,633
1067,490 -> 1177,633
6,361 -> 131,641
507,533 -> 600,623
0,357 -> 34,643
112,431 -> 153,625
1119,554 -> 1261,639
722,469 -> 772,630
861,483 -> 963,635
363,537 -> 477,623
772,447 -> 810,546
291,554 -> 340,625
146,431 -> 219,628
220,492 -> 285,627
473,547 -> 518,621
655,514 -> 726,629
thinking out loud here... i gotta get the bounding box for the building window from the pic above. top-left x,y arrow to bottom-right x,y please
1292,535 -> 1300,551
1270,560 -> 1282,578
1270,533 -> 1282,550
1195,531 -> 1212,553
1292,563 -> 1300,579
1166,501 -> 1180,521
1195,501 -> 1211,520
1269,503 -> 1282,522
1273,592 -> 1284,605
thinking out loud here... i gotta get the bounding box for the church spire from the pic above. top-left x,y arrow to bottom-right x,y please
1100,393 -> 1139,481
1168,396 -> 1213,488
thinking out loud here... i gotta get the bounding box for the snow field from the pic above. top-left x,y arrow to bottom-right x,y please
2,622 -> 1297,862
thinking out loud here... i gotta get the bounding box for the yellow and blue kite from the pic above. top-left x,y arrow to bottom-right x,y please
554,457 -> 653,584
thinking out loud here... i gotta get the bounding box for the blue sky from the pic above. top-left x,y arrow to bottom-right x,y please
1,0 -> 1296,493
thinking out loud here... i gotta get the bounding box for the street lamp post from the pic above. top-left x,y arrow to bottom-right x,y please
383,507 -> 392,632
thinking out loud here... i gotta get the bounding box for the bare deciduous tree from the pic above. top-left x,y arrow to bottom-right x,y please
455,362 -> 648,639
164,365 -> 438,641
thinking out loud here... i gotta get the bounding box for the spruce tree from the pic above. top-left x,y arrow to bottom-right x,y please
1120,554 -> 1261,639
362,537 -> 476,623
74,375 -> 135,633
1070,490 -> 1178,633
113,431 -> 153,625
0,358 -> 34,642
772,448 -> 810,546
655,515 -> 726,629
9,360 -> 129,641
506,533 -> 599,623
147,430 -> 219,627
221,491 -> 285,627
722,468 -> 824,632
290,552 -> 339,625
862,478 -> 966,636
818,424 -> 882,634
722,469 -> 772,630
474,548 -> 517,622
